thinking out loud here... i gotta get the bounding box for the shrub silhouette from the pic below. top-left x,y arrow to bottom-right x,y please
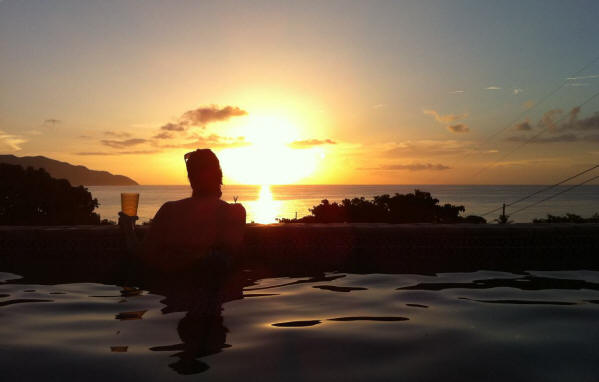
533,213 -> 599,224
0,163 -> 100,225
279,189 -> 482,224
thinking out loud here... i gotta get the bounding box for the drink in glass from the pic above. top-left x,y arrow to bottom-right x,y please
121,193 -> 139,217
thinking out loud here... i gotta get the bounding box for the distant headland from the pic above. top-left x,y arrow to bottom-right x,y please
0,155 -> 138,186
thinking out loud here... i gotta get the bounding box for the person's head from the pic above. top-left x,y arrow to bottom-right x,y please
184,149 -> 223,198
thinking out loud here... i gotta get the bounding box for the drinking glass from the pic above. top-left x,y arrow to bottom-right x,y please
121,193 -> 140,217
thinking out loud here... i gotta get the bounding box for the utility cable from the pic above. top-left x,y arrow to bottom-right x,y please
473,89 -> 599,179
476,53 -> 599,148
509,174 -> 599,217
478,163 -> 599,217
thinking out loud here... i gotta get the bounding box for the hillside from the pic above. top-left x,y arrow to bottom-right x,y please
0,155 -> 138,186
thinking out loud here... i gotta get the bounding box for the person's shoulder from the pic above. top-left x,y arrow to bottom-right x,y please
160,197 -> 193,210
170,197 -> 195,205
219,200 -> 246,223
156,198 -> 189,216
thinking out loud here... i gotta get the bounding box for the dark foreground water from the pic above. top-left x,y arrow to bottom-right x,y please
1,269 -> 599,381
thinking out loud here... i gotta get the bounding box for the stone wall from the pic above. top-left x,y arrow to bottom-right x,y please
1,224 -> 598,279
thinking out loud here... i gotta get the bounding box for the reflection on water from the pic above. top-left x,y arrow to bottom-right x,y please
2,270 -> 599,380
246,185 -> 282,224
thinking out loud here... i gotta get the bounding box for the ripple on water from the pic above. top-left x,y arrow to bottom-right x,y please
328,316 -> 409,322
312,285 -> 367,293
0,298 -> 53,307
272,320 -> 322,327
1,270 -> 599,381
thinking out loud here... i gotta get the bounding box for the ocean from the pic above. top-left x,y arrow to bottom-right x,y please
87,184 -> 599,224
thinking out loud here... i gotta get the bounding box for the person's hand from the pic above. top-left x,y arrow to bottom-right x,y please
118,212 -> 139,233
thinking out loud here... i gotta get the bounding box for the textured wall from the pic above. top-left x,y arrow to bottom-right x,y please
1,224 -> 598,279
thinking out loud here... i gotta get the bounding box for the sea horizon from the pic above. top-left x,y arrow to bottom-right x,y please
88,184 -> 599,224
117,183 -> 599,186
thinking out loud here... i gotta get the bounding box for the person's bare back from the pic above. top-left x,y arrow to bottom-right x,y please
141,197 -> 246,266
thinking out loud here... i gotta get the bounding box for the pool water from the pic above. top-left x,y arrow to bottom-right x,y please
1,270 -> 599,381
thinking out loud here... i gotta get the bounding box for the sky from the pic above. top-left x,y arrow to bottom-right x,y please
1,0 -> 599,185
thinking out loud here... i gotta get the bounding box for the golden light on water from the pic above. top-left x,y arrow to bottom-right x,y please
247,185 -> 282,224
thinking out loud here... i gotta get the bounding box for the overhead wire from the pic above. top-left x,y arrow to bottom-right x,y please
477,163 -> 599,217
450,52 -> 599,169
472,88 -> 599,179
474,53 -> 599,149
437,54 -> 599,218
509,173 -> 599,217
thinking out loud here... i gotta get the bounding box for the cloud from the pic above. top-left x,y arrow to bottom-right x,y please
152,131 -> 175,139
383,140 -> 485,157
154,134 -> 250,149
505,134 -> 578,143
565,106 -> 581,127
574,113 -> 599,130
567,74 -> 599,80
289,139 -> 336,149
155,105 -> 248,139
509,107 -> 599,143
101,138 -> 148,148
491,157 -> 564,168
514,121 -> 533,131
485,86 -> 502,90
522,100 -> 535,110
372,104 -> 387,109
547,107 -> 599,131
538,109 -> 562,130
423,109 -> 468,124
513,88 -> 524,95
361,163 -> 451,171
199,135 -> 250,149
566,82 -> 590,87
450,90 -> 465,94
160,122 -> 185,131
104,131 -> 131,138
0,130 -> 27,151
447,124 -> 469,133
191,134 -> 250,149
181,105 -> 248,127
43,119 -> 61,125
76,150 -> 161,156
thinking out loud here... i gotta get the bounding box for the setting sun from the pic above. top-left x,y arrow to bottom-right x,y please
219,115 -> 323,185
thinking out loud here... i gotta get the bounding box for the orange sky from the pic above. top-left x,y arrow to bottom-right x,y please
1,1 -> 599,185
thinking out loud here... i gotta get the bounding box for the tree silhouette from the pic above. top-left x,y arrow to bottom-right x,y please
533,213 -> 599,223
0,163 -> 100,225
279,189 -> 481,224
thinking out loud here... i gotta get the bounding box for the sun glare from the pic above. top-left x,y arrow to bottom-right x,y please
219,115 -> 322,185
246,184 -> 282,224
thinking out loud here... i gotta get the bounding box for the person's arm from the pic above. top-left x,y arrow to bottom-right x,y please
118,212 -> 139,253
222,203 -> 246,256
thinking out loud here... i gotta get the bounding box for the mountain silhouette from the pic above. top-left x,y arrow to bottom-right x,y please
0,155 -> 138,186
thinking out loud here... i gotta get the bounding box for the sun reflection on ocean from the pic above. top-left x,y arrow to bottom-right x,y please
247,185 -> 282,224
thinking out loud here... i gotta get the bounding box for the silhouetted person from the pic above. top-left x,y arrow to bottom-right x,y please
120,149 -> 246,271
